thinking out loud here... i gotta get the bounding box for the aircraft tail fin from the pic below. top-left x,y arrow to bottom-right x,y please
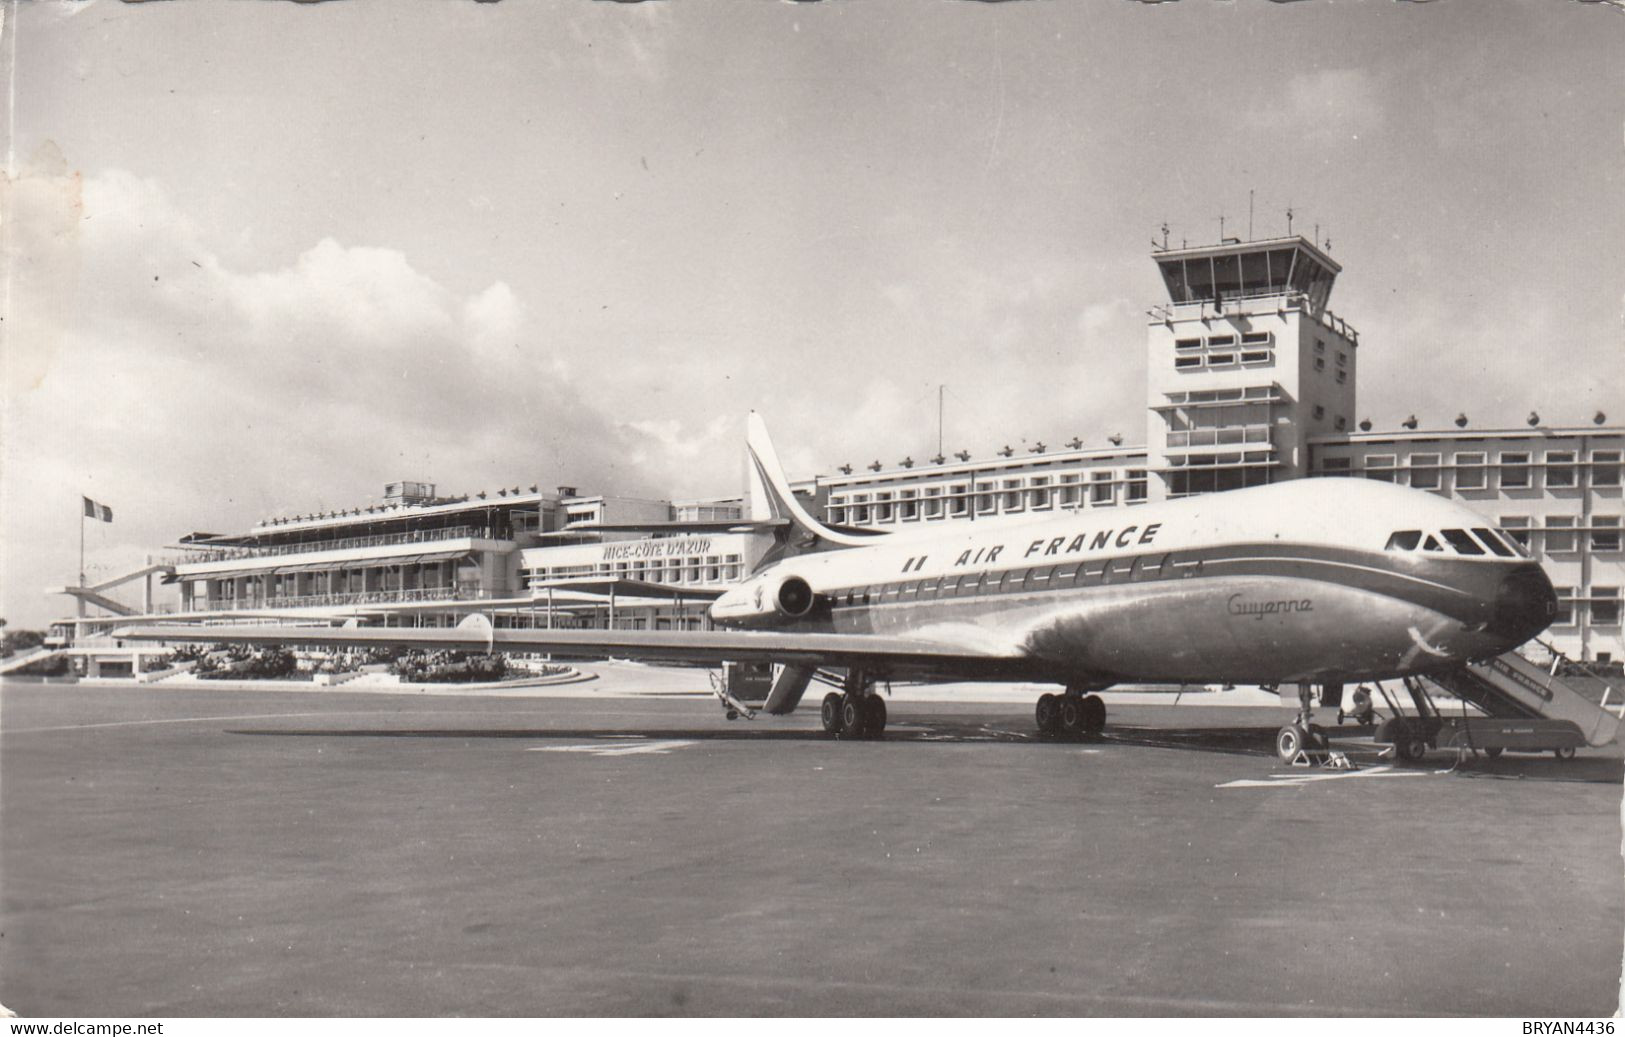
745,412 -> 873,550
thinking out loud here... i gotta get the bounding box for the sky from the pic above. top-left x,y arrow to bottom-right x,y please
2,0 -> 1621,627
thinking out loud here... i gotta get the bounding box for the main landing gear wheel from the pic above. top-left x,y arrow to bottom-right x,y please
1059,697 -> 1085,736
1484,746 -> 1504,759
1035,693 -> 1061,735
865,695 -> 887,736
1080,694 -> 1106,737
821,692 -> 844,735
840,695 -> 869,739
1554,746 -> 1576,761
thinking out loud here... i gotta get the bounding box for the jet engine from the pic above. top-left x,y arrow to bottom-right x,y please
710,573 -> 823,626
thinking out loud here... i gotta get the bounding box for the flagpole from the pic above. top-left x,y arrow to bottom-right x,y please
80,501 -> 86,587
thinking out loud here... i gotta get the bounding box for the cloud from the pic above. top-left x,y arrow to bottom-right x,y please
0,165 -> 744,626
1244,68 -> 1383,142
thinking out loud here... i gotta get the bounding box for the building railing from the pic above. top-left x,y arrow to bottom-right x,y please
1148,292 -> 1359,344
193,585 -> 497,612
1165,426 -> 1272,449
172,525 -> 489,565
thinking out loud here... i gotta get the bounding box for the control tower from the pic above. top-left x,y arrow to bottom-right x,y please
1143,235 -> 1359,502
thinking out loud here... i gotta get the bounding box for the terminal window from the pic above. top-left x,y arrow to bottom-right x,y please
1456,453 -> 1487,490
1364,455 -> 1396,483
1547,451 -> 1577,488
1593,589 -> 1621,627
1593,451 -> 1622,486
1593,517 -> 1621,552
1546,516 -> 1577,553
1126,470 -> 1147,501
1501,452 -> 1531,488
1409,453 -> 1441,491
1553,587 -> 1576,626
1091,471 -> 1115,504
1319,457 -> 1352,477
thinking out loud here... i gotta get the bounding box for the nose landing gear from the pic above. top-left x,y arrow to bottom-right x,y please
1276,682 -> 1339,766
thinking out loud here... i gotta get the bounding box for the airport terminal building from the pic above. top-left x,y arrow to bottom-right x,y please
48,235 -> 1624,667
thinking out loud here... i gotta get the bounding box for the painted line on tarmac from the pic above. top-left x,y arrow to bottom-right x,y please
528,739 -> 698,756
1216,764 -> 1427,789
2,710 -> 381,735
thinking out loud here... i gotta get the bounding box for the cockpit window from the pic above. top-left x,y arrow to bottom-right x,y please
1385,530 -> 1422,552
1471,527 -> 1515,558
1421,534 -> 1444,552
1441,529 -> 1485,556
1494,527 -> 1532,559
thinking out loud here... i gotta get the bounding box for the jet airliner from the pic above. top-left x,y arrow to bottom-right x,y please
123,414 -> 1557,754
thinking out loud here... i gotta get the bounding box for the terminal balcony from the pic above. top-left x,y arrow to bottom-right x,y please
172,523 -> 494,565
192,584 -> 499,613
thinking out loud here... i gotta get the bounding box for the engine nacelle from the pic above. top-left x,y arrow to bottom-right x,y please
709,573 -> 822,626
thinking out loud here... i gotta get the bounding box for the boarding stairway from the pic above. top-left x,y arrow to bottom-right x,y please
1421,642 -> 1622,750
55,561 -> 176,618
0,648 -> 65,676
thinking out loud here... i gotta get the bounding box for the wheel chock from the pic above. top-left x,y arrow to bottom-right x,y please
1290,748 -> 1358,769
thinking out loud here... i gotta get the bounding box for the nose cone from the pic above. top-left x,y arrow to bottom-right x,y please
1488,565 -> 1558,647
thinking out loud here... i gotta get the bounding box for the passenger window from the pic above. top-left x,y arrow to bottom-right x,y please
958,573 -> 981,596
1441,529 -> 1485,556
1421,535 -> 1444,552
1029,566 -> 1052,584
1054,564 -> 1079,583
1106,558 -> 1136,582
1135,554 -> 1166,579
1470,528 -> 1514,558
1385,531 -> 1422,552
1081,562 -> 1107,583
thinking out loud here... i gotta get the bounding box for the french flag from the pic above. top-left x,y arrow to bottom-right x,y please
82,496 -> 114,523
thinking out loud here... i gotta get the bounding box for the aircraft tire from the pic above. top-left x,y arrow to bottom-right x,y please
1059,697 -> 1085,737
865,695 -> 887,737
821,693 -> 844,735
1484,747 -> 1504,759
841,695 -> 869,739
1275,723 -> 1308,763
1080,694 -> 1106,736
1035,694 -> 1061,734
1555,746 -> 1576,761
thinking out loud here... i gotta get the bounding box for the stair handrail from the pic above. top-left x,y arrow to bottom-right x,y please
1528,637 -> 1625,718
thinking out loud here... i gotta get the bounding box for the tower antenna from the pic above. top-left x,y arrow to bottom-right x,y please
937,384 -> 946,458
1248,189 -> 1254,241
1286,205 -> 1294,236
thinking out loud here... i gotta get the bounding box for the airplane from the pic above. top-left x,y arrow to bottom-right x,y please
120,413 -> 1558,758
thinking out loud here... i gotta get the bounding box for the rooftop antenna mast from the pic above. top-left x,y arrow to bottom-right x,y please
938,384 -> 945,457
1161,221 -> 1170,250
1286,205 -> 1294,236
1248,189 -> 1254,241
